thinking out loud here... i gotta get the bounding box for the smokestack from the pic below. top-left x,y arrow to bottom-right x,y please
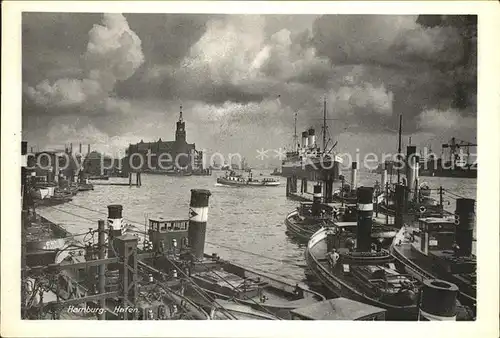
302,131 -> 309,148
312,184 -> 322,217
88,144 -> 91,155
395,184 -> 405,227
188,189 -> 211,259
21,141 -> 28,167
356,187 -> 373,252
308,128 -> 316,148
454,198 -> 475,257
406,145 -> 417,201
419,279 -> 458,321
381,163 -> 388,193
79,143 -> 82,154
351,162 -> 358,191
107,204 -> 123,259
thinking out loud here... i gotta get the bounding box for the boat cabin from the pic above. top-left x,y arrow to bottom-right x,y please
147,217 -> 189,252
415,217 -> 456,255
298,202 -> 333,219
290,298 -> 386,320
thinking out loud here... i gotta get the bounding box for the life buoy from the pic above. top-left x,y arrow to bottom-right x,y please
454,214 -> 460,225
419,206 -> 427,214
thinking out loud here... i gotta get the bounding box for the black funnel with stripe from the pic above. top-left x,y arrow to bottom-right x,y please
188,189 -> 211,259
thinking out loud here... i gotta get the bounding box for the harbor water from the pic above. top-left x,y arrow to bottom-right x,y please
37,170 -> 477,282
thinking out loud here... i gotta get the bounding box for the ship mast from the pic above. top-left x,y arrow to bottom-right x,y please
293,111 -> 298,152
397,114 -> 402,184
322,97 -> 327,153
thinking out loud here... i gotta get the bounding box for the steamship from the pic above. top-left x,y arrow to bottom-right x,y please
217,171 -> 280,187
281,99 -> 342,187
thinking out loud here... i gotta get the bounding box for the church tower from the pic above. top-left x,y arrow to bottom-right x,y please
175,105 -> 186,143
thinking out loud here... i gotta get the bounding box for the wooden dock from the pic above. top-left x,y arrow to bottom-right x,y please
90,182 -> 139,186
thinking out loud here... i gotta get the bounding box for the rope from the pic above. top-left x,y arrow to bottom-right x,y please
161,255 -> 235,318
205,241 -> 305,269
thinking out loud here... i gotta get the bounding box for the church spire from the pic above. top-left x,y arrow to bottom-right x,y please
176,104 -> 186,143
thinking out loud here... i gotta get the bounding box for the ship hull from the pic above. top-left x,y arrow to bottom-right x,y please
180,259 -> 325,319
419,169 -> 477,178
305,228 -> 418,320
25,215 -> 71,267
390,227 -> 476,310
281,156 -> 342,181
284,210 -> 321,243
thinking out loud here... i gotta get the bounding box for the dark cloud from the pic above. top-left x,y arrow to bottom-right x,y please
124,14 -> 216,67
22,13 -> 477,157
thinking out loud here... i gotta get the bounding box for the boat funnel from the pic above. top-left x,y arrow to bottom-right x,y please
308,128 -> 316,148
381,164 -> 387,192
419,279 -> 459,321
302,131 -> 309,148
351,162 -> 358,191
406,146 -> 418,201
454,198 -> 475,257
395,184 -> 405,227
21,141 -> 28,167
107,204 -> 123,258
312,184 -> 322,216
356,187 -> 373,252
188,189 -> 211,259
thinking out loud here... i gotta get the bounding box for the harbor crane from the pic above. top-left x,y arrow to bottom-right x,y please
441,137 -> 477,166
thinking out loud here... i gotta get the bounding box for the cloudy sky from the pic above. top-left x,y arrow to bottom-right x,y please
22,13 -> 477,165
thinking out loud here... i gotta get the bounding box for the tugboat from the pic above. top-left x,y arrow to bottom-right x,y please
305,187 -> 421,320
138,189 -> 326,319
217,171 -> 280,187
391,196 -> 477,311
285,185 -> 396,245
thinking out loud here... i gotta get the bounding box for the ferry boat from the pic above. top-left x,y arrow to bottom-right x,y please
216,171 -> 280,187
270,168 -> 282,176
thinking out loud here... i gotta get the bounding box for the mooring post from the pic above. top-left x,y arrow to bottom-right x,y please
98,219 -> 106,320
116,235 -> 138,320
418,279 -> 458,321
439,186 -> 444,210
